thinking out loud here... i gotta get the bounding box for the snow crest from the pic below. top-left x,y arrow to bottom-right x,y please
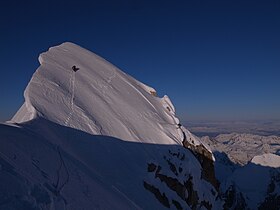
12,42 -> 186,145
2,42 -> 222,209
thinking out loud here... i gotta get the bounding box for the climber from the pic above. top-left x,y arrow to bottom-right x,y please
72,65 -> 80,72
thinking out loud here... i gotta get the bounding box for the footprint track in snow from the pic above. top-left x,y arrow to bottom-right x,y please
65,71 -> 75,126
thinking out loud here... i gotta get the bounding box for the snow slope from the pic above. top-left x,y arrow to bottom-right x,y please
12,42 -> 184,145
1,119 -> 221,209
1,42 -> 221,209
202,133 -> 280,165
202,133 -> 280,209
252,153 -> 280,168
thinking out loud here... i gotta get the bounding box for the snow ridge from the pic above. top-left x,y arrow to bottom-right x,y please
1,42 -> 222,209
11,42 -> 191,146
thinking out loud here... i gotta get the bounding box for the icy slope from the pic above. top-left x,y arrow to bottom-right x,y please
220,155 -> 280,210
1,42 -> 221,209
1,119 -> 222,209
252,153 -> 280,168
202,133 -> 280,165
12,42 -> 185,145
202,133 -> 280,209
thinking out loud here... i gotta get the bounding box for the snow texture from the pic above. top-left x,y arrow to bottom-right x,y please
202,133 -> 280,165
252,153 -> 280,168
1,42 -> 221,209
201,133 -> 280,209
13,42 -> 183,145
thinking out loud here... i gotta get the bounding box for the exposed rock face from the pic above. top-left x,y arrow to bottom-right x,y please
259,194 -> 280,210
183,140 -> 219,191
259,171 -> 280,210
174,124 -> 220,193
143,181 -> 170,208
143,148 -> 221,209
150,90 -> 157,96
222,185 -> 247,210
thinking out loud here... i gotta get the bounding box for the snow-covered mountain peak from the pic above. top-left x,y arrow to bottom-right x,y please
0,43 -> 223,209
251,153 -> 280,168
12,42 -> 186,145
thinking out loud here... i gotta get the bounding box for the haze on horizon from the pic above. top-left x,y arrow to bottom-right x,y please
1,0 -> 279,123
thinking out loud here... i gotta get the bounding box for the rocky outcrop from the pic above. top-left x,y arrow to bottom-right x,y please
143,148 -> 220,209
183,139 -> 219,191
143,181 -> 170,208
222,185 -> 247,210
259,194 -> 280,210
259,171 -> 280,210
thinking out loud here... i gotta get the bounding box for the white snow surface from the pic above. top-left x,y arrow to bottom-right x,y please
0,42 -> 221,209
12,42 -> 185,145
202,133 -> 280,165
252,153 -> 280,168
201,133 -> 280,209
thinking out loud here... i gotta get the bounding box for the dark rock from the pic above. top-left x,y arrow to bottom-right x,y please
147,163 -> 157,172
183,140 -> 219,191
143,181 -> 170,208
172,199 -> 183,210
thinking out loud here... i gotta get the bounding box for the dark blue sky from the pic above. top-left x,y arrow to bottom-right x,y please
1,0 -> 280,122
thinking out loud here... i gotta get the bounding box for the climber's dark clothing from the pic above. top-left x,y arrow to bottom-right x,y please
72,65 -> 80,72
